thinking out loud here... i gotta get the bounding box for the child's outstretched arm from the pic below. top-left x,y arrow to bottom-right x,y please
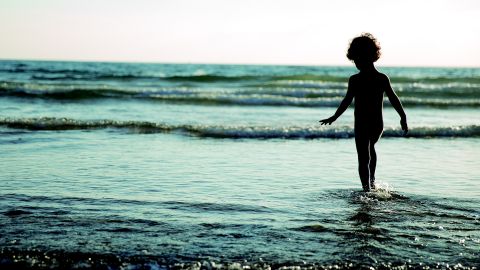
319,77 -> 354,125
384,75 -> 408,134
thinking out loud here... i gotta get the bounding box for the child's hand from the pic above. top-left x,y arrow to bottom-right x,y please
319,116 -> 336,125
400,117 -> 408,135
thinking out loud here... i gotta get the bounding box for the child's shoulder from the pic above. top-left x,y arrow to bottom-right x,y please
348,73 -> 360,82
378,71 -> 389,79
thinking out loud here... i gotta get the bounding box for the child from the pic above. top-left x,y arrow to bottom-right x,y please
319,33 -> 408,192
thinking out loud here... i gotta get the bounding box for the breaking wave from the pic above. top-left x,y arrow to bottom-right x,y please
1,117 -> 479,139
1,82 -> 478,107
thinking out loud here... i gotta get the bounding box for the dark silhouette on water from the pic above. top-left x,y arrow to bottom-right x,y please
320,33 -> 408,192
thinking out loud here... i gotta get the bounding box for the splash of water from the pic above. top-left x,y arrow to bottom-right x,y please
358,182 -> 397,203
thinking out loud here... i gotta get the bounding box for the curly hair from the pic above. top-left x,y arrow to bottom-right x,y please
346,33 -> 381,62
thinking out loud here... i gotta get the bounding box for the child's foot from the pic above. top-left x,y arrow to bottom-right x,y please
370,178 -> 376,190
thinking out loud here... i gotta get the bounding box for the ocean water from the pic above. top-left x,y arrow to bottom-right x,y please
0,60 -> 479,269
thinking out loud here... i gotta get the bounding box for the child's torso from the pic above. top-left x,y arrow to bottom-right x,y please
352,72 -> 385,126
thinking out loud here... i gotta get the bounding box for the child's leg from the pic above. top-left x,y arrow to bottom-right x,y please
369,142 -> 377,189
369,129 -> 383,189
355,136 -> 371,191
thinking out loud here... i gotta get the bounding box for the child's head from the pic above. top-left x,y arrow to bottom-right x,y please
347,33 -> 381,63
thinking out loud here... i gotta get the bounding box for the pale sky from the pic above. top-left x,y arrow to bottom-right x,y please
0,0 -> 479,67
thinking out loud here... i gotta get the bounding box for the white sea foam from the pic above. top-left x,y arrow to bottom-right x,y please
1,117 -> 479,139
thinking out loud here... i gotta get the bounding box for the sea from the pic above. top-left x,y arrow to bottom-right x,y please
0,60 -> 479,269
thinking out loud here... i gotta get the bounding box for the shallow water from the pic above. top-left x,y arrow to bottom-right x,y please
0,61 -> 479,269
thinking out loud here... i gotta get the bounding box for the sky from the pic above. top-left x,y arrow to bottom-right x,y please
0,0 -> 479,67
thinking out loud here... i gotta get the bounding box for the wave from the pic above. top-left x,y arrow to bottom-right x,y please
3,63 -> 480,84
0,83 -> 133,99
23,74 -> 480,84
20,73 -> 350,83
1,82 -> 478,107
1,117 -> 479,139
1,65 -> 347,83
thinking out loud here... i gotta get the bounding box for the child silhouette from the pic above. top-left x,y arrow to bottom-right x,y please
319,33 -> 408,192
